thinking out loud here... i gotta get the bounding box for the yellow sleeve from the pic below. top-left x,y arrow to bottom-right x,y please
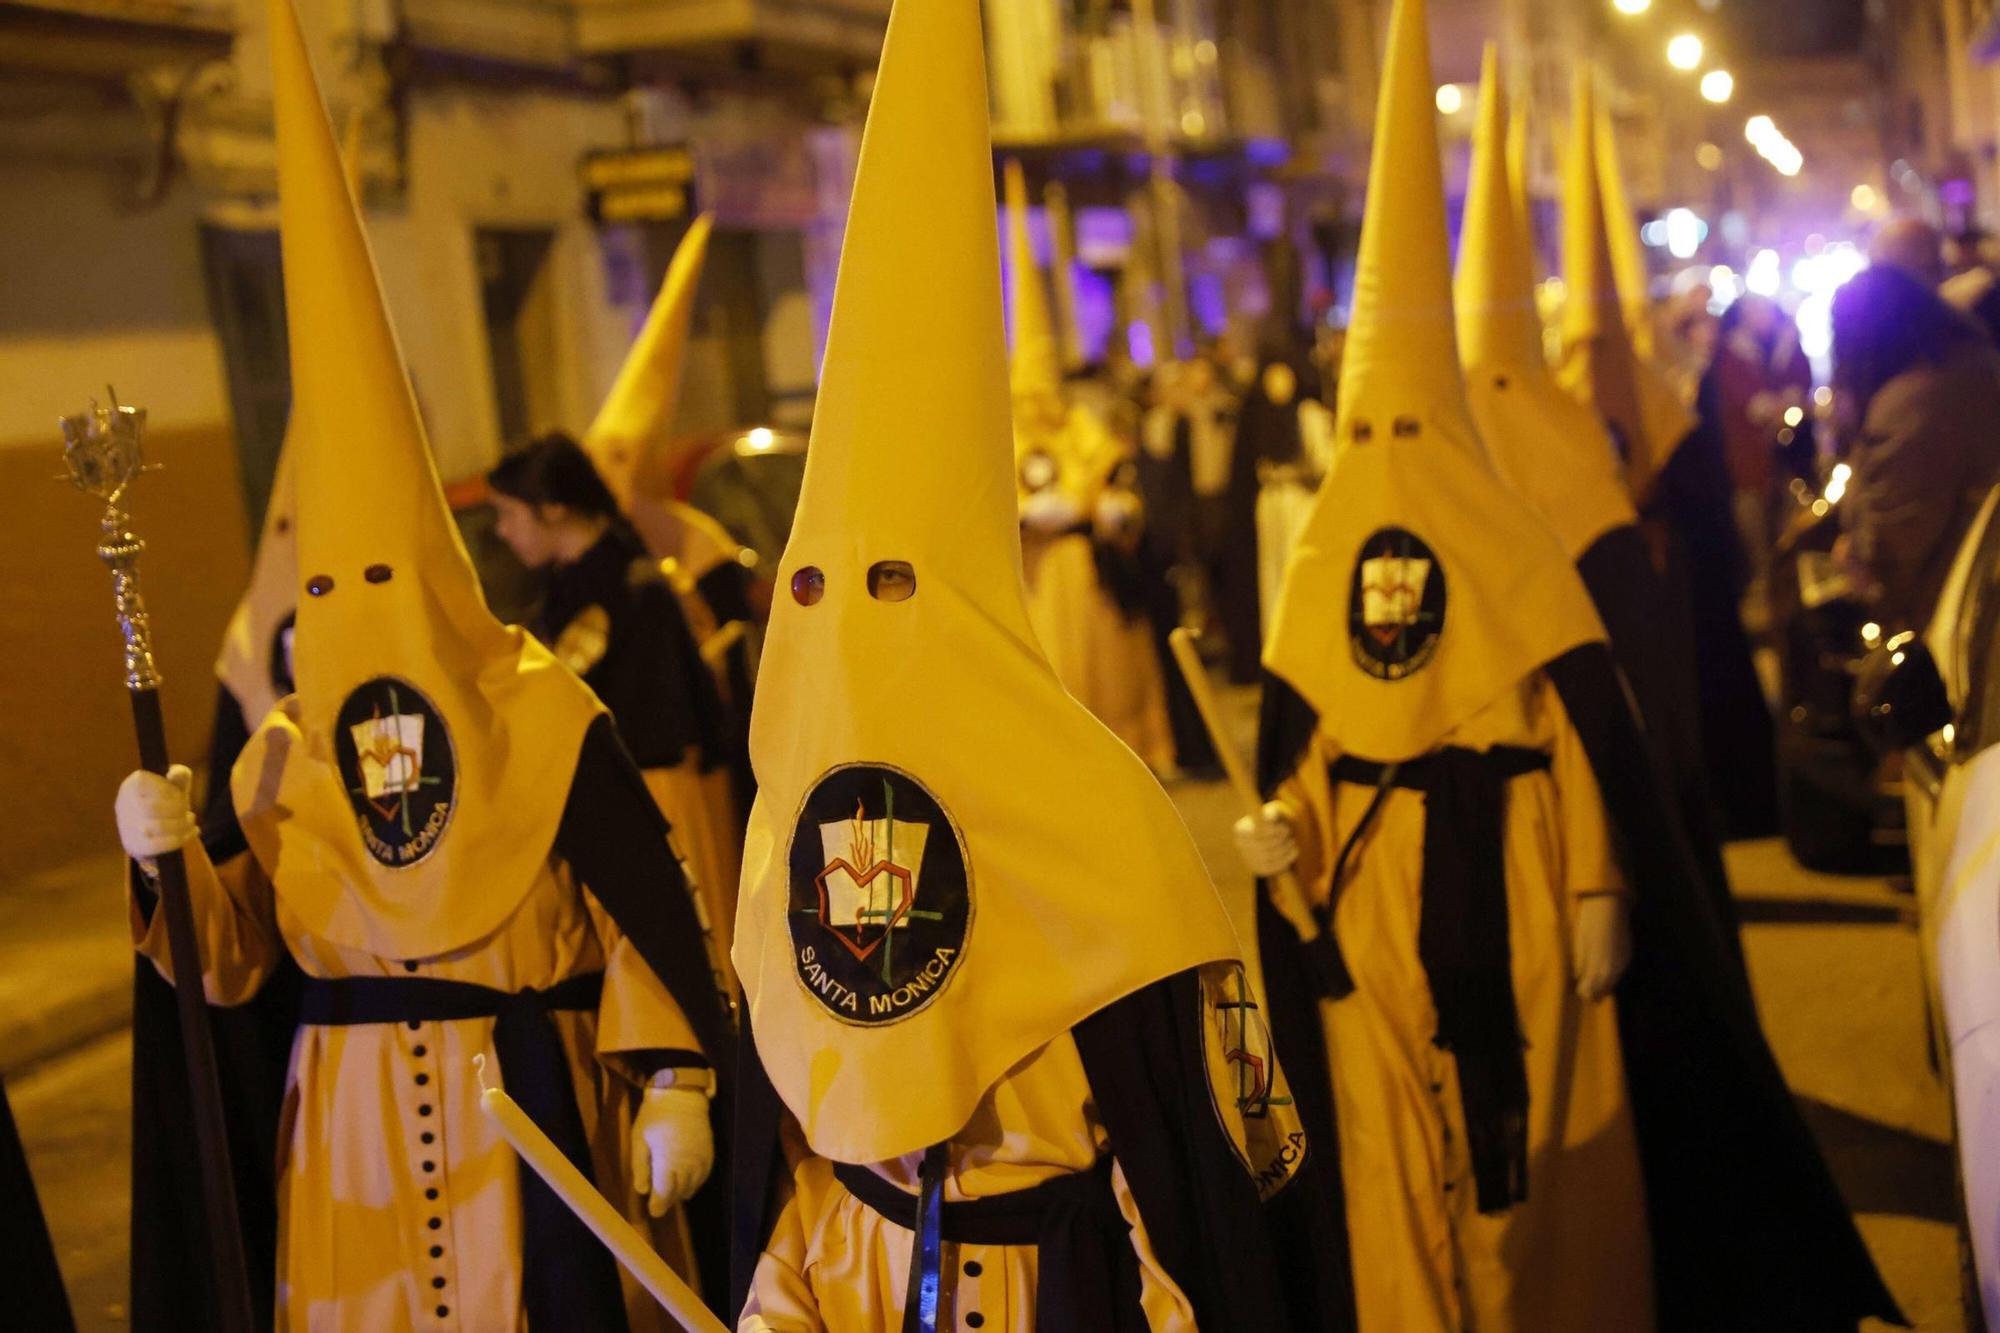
129,840 -> 282,1007
737,1155 -> 832,1333
580,880 -> 705,1082
1545,682 -> 1629,900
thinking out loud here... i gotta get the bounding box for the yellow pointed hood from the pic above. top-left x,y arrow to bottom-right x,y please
1004,159 -> 1063,418
215,445 -> 298,727
1595,101 -> 1654,355
214,110 -> 366,728
1507,90 -> 1532,254
1557,71 -> 1693,505
734,0 -> 1240,1165
1043,179 -> 1085,372
586,213 -> 713,506
1262,0 -> 1604,763
233,0 -> 601,960
1456,47 -> 1634,560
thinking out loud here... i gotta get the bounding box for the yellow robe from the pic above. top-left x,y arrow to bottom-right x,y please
1274,674 -> 1653,1333
739,1033 -> 1195,1332
1020,530 -> 1175,773
1019,409 -> 1175,773
133,838 -> 702,1332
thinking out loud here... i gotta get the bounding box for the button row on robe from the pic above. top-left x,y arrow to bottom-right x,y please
407,1013 -> 451,1325
961,1253 -> 985,1329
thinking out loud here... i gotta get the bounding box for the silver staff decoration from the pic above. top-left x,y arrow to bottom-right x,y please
61,390 -> 257,1333
60,391 -> 162,691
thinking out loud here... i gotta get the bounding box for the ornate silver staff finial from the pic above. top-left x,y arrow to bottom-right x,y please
60,387 -> 162,692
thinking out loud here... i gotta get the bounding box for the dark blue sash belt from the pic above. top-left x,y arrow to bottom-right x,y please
833,1152 -> 1146,1333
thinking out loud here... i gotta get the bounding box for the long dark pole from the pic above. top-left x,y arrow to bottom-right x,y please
62,398 -> 256,1333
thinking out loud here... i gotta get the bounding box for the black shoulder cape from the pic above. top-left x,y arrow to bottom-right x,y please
1255,646 -> 1903,1330
131,710 -> 737,1328
1654,409 -> 1780,838
730,969 -> 1335,1331
692,558 -> 759,814
1575,522 -> 1741,958
539,526 -> 729,776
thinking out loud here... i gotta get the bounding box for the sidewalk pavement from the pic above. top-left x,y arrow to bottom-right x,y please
0,853 -> 133,1078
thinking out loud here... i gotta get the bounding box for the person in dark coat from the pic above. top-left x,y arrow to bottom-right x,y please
1133,364 -> 1221,773
490,432 -> 742,1001
1832,264 -> 2000,633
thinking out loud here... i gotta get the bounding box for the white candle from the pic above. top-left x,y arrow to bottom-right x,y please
474,1056 -> 730,1333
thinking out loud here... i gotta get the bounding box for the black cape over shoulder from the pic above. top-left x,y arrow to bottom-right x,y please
1255,647 -> 1902,1330
538,525 -> 729,777
730,969 -> 1330,1331
693,558 -> 759,814
130,711 -> 737,1328
1655,409 -> 1779,838
1575,523 -> 1742,958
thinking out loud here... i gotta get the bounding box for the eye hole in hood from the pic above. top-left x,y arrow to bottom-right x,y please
867,561 -> 916,602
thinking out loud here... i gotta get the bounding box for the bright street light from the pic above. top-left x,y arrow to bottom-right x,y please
1701,69 -> 1735,103
1435,83 -> 1464,114
1667,34 -> 1704,71
1613,0 -> 1652,14
1851,183 -> 1880,211
1745,114 -> 1775,145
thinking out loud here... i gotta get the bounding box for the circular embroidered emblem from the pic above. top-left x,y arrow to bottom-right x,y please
333,676 -> 457,868
1349,526 -> 1447,681
786,763 -> 971,1025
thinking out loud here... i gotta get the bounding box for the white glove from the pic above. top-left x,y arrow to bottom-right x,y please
1233,802 -> 1299,878
1093,488 -> 1141,540
631,1085 -> 713,1217
1572,894 -> 1633,1001
1021,489 -> 1084,533
116,765 -> 197,864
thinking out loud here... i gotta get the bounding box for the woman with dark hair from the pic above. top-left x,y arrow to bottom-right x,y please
489,433 -> 741,1000
1831,264 -> 2000,631
1709,294 -> 1815,560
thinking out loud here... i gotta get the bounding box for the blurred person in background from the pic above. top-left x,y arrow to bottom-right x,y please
489,433 -> 742,999
1236,346 -> 1335,637
1660,280 -> 1718,400
1869,216 -> 1946,290
1008,162 -> 1176,770
1135,361 -> 1222,773
1703,294 -> 1815,580
1944,225 -> 1998,279
1177,346 -> 1262,681
1941,259 -> 2000,347
1830,264 -> 2000,633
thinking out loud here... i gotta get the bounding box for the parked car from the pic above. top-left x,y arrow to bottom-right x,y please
1857,484 -> 2000,1330
670,425 -> 809,616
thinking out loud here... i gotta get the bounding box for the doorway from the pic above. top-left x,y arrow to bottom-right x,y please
475,227 -> 560,450
198,224 -> 290,529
